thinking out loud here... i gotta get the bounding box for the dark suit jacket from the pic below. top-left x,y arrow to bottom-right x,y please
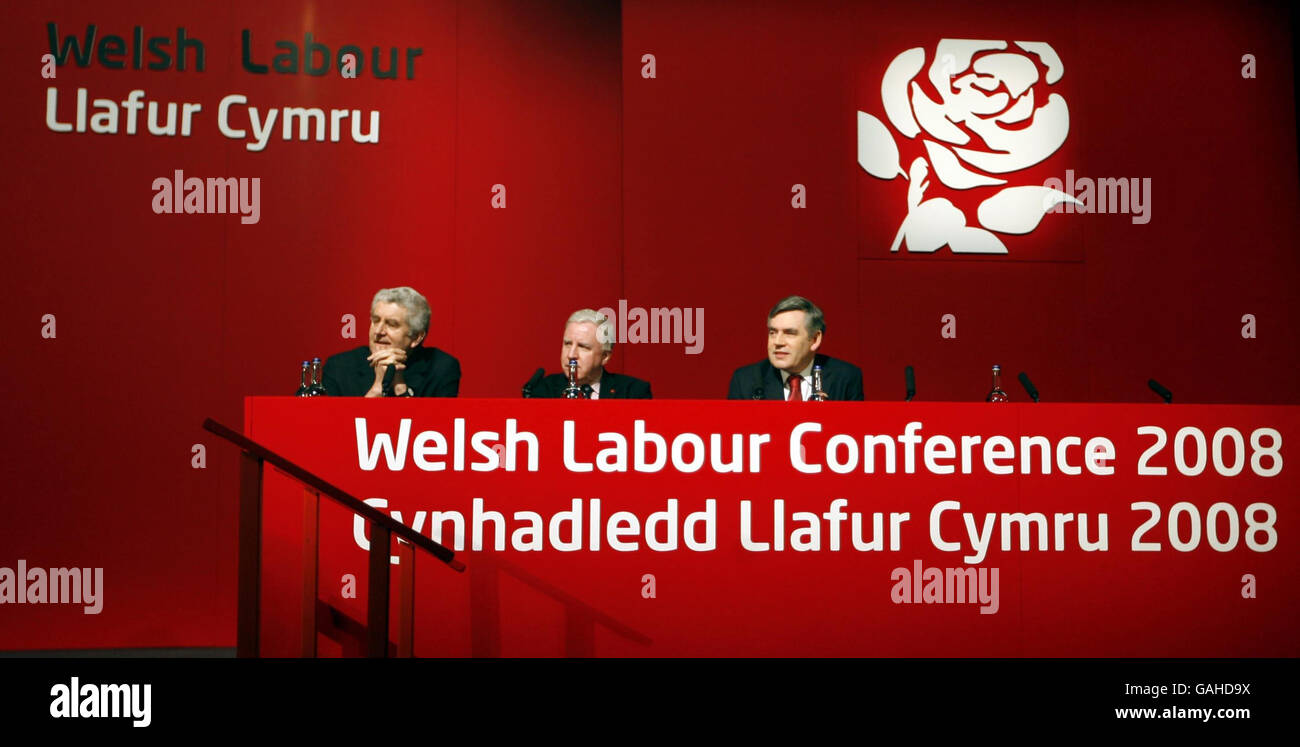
322,345 -> 460,397
727,353 -> 863,401
528,370 -> 652,399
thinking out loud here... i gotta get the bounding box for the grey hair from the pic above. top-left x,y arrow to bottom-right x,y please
768,295 -> 825,336
567,308 -> 614,353
371,286 -> 431,338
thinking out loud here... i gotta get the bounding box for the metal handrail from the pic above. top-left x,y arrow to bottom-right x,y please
203,418 -> 464,570
203,418 -> 464,657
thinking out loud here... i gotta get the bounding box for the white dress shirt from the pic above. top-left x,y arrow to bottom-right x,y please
778,362 -> 814,401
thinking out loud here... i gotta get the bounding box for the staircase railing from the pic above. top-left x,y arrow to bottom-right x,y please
202,418 -> 464,658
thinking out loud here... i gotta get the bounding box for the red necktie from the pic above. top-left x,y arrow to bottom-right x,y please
788,375 -> 803,402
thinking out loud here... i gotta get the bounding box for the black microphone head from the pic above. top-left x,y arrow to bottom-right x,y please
1147,378 -> 1173,403
1017,371 -> 1040,402
521,367 -> 546,398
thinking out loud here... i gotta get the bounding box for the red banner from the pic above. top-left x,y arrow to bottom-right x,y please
248,397 -> 1297,656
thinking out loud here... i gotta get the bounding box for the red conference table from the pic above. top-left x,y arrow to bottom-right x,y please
245,397 -> 1297,657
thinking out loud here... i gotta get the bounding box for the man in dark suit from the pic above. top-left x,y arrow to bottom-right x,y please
727,295 -> 863,401
323,286 -> 460,397
527,309 -> 651,399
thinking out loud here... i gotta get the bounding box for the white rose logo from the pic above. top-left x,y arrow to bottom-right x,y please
858,39 -> 1081,254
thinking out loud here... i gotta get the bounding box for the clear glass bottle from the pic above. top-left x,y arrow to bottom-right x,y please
295,360 -> 310,397
563,358 -> 582,399
309,357 -> 327,396
810,364 -> 824,402
986,364 -> 1009,403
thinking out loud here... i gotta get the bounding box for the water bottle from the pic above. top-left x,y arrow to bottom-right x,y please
986,364 -> 1009,403
563,358 -> 583,399
309,357 -> 328,396
295,360 -> 310,396
810,364 -> 825,402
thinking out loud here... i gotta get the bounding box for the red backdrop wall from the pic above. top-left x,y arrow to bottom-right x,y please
0,0 -> 1295,650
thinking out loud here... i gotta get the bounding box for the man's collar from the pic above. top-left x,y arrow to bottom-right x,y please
778,359 -> 814,383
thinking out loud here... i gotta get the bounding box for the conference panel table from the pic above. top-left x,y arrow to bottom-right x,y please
245,397 -> 1298,657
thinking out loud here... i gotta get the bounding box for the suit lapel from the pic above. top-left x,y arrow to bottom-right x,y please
765,363 -> 784,400
601,372 -> 620,399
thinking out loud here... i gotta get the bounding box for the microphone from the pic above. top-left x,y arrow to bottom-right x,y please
1017,372 -> 1040,403
751,386 -> 765,400
904,365 -> 915,402
1148,378 -> 1173,404
521,367 -> 545,398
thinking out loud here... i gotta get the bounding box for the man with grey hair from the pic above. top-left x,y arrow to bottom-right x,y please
323,286 -> 460,397
526,309 -> 651,399
727,295 -> 863,401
